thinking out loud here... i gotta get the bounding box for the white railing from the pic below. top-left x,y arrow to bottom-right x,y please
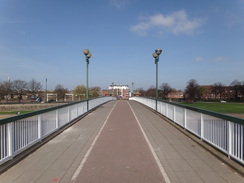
0,97 -> 114,165
130,97 -> 244,165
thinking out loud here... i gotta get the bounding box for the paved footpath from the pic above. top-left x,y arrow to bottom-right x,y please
71,100 -> 166,183
0,100 -> 243,183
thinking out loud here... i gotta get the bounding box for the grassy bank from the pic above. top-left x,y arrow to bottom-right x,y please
182,102 -> 244,113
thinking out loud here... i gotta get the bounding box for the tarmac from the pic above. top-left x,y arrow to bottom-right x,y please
0,100 -> 243,183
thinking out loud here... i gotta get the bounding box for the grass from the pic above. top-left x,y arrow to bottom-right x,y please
0,111 -> 33,115
182,102 -> 244,113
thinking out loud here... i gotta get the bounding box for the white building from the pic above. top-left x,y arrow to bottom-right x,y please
108,84 -> 130,99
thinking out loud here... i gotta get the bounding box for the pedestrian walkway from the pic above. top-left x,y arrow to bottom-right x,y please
0,100 -> 243,183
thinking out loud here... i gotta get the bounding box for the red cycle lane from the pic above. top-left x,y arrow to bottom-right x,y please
71,100 -> 166,183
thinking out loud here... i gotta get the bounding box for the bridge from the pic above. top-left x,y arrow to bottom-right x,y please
0,97 -> 243,182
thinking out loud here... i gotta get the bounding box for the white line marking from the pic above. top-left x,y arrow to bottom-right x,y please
127,101 -> 171,183
70,101 -> 118,182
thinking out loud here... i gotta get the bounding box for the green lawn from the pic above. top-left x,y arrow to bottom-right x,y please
182,102 -> 244,113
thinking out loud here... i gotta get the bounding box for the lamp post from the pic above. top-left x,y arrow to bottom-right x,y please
83,49 -> 92,111
112,82 -> 114,97
152,48 -> 162,111
132,82 -> 134,97
46,78 -> 47,102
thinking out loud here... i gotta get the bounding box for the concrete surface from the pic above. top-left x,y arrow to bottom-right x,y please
0,100 -> 243,183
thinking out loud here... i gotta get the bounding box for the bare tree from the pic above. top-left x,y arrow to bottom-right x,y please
90,86 -> 101,98
13,80 -> 28,103
90,86 -> 101,91
29,79 -> 42,97
1,80 -> 13,103
230,80 -> 241,100
146,86 -> 156,97
184,79 -> 199,101
211,82 -> 225,100
137,87 -> 146,96
54,84 -> 68,102
0,81 -> 4,103
240,81 -> 244,101
159,83 -> 172,99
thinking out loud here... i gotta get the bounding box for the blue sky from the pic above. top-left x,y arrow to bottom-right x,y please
0,0 -> 244,91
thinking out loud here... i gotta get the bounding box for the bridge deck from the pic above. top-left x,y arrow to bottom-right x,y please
0,100 -> 243,183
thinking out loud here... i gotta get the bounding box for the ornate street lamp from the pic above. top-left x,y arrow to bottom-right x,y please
152,48 -> 162,111
83,49 -> 92,111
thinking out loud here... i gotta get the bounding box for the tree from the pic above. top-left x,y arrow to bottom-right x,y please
90,86 -> 101,91
29,79 -> 42,97
0,81 -> 4,103
240,81 -> 244,101
1,80 -> 13,103
159,83 -> 172,99
230,80 -> 241,100
90,86 -> 101,98
146,86 -> 156,97
12,80 -> 28,103
184,79 -> 199,101
211,82 -> 225,100
54,84 -> 68,102
73,85 -> 86,100
137,88 -> 146,96
197,86 -> 206,100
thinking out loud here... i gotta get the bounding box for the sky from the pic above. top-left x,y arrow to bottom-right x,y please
0,0 -> 244,91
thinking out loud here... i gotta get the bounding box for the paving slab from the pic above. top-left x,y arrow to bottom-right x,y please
129,101 -> 244,183
0,101 -> 117,183
0,100 -> 243,183
71,100 -> 165,183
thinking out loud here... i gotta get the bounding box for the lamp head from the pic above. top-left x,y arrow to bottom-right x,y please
83,49 -> 90,55
153,52 -> 158,58
87,53 -> 92,58
155,48 -> 162,55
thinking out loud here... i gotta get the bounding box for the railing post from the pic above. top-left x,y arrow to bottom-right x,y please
166,103 -> 168,118
56,110 -> 59,129
38,114 -> 42,141
227,121 -> 232,158
68,106 -> 70,122
158,101 -> 161,114
200,113 -> 204,140
173,106 -> 176,122
184,109 -> 187,129
76,104 -> 79,117
7,122 -> 13,159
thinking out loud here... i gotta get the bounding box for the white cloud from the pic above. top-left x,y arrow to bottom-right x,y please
109,0 -> 130,8
195,56 -> 203,62
130,10 -> 204,36
213,57 -> 226,62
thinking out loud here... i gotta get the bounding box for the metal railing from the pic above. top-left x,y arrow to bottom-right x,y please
0,97 -> 114,165
130,97 -> 244,165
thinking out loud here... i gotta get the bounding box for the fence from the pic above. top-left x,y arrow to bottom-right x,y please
0,97 -> 114,166
130,97 -> 244,165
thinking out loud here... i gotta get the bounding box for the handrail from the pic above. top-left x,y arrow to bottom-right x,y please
161,99 -> 243,125
130,96 -> 244,165
0,97 -> 115,166
0,100 -> 82,125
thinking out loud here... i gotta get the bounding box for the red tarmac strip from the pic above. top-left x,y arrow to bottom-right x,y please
72,100 -> 165,183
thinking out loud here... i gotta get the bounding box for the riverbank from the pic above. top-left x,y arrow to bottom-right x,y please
0,103 -> 65,112
0,103 -> 66,120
